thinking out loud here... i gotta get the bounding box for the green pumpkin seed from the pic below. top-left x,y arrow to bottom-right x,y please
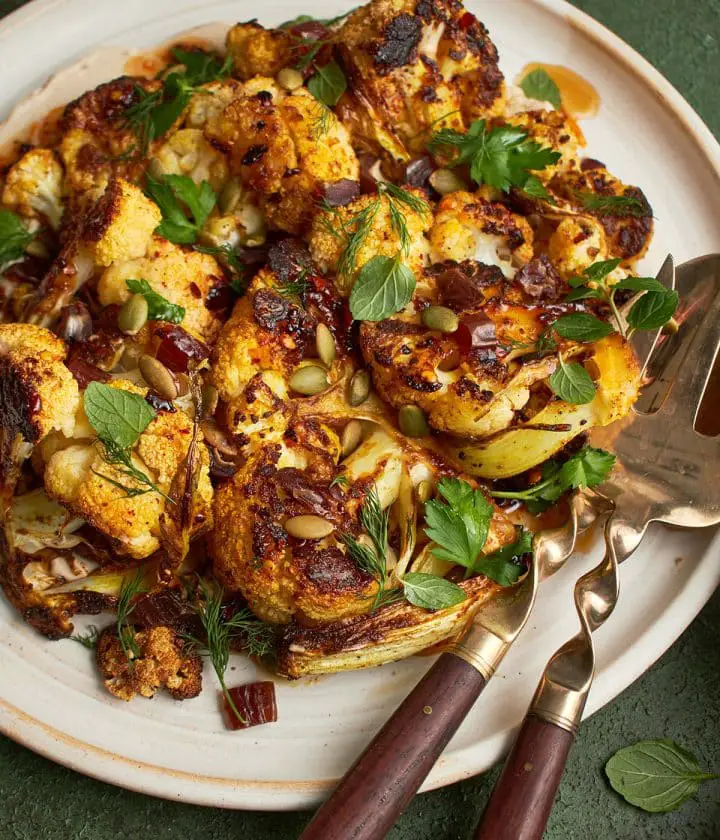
139,354 -> 178,400
118,294 -> 148,335
341,420 -> 363,456
289,365 -> 329,396
422,305 -> 459,333
284,515 -> 334,540
416,479 -> 433,503
277,68 -> 304,91
429,168 -> 467,195
349,370 -> 371,406
399,405 -> 430,438
315,323 -> 336,367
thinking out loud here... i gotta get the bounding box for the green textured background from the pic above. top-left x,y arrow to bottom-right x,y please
1,0 -> 719,837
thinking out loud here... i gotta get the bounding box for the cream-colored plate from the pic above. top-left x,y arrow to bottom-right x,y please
1,0 -> 719,811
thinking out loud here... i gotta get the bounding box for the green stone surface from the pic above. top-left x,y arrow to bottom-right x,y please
0,1 -> 718,837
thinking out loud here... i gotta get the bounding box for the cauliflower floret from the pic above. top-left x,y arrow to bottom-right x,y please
206,83 -> 359,234
1,149 -> 64,230
149,128 -> 229,192
24,178 -> 161,327
43,380 -> 213,560
98,237 -> 226,344
505,109 -> 585,181
0,324 -> 79,448
552,165 -> 653,264
226,21 -> 294,80
60,77 -> 160,202
547,216 -> 609,280
336,0 -> 504,160
96,625 -> 202,701
309,189 -> 432,293
429,191 -> 534,279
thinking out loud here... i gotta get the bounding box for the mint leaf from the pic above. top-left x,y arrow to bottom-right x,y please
308,60 -> 347,107
125,279 -> 185,324
553,313 -> 614,342
606,739 -> 719,813
146,174 -> 216,244
84,382 -> 156,449
474,527 -> 533,586
402,573 -> 466,610
424,478 -> 494,571
549,357 -> 596,404
613,276 -> 667,293
0,209 -> 34,271
627,289 -> 679,332
349,255 -> 416,321
520,68 -> 561,109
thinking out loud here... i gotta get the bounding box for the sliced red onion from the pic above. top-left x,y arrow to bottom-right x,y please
404,155 -> 435,188
322,179 -> 361,207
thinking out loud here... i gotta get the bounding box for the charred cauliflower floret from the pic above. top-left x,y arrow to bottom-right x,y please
205,82 -> 359,234
97,625 -> 202,701
226,21 -> 294,80
336,0 -> 504,160
505,109 -> 585,181
309,188 -> 432,293
1,148 -> 64,230
24,178 -> 161,326
98,237 -> 226,344
43,380 -> 213,560
60,77 -> 160,202
551,164 -> 653,264
547,216 -> 609,280
149,128 -> 229,192
429,191 -> 534,278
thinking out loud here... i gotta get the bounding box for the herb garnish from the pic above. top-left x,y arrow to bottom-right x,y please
84,382 -> 171,501
0,210 -> 34,272
194,243 -> 246,293
428,119 -> 561,199
574,190 -> 649,218
123,47 -> 231,152
145,173 -> 217,245
307,60 -> 347,107
71,624 -> 100,650
125,278 -> 185,324
342,489 -> 465,611
115,569 -> 148,663
551,312 -> 615,343
423,478 -> 528,586
349,256 -> 416,321
548,353 -> 597,405
491,445 -> 615,513
186,580 -> 276,725
606,739 -> 719,813
519,68 -> 562,109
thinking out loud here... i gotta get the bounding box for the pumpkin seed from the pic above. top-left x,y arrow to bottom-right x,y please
218,177 -> 243,214
429,168 -> 467,195
119,345 -> 142,371
315,322 -> 336,367
174,373 -> 190,398
289,364 -> 329,396
349,369 -> 371,406
399,405 -> 430,438
277,68 -> 304,91
139,354 -> 178,400
341,420 -> 363,456
284,515 -> 334,540
422,305 -> 459,333
416,479 -> 433,503
118,294 -> 148,335
201,384 -> 219,418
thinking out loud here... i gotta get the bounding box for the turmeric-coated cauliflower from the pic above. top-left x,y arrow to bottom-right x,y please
1,148 -> 64,230
149,128 -> 230,193
505,109 -> 585,182
226,21 -> 294,81
97,625 -> 203,701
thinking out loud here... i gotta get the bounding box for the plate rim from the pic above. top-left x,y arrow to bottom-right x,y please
0,0 -> 719,811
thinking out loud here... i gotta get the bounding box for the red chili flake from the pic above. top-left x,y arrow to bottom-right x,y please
222,681 -> 278,731
189,282 -> 202,299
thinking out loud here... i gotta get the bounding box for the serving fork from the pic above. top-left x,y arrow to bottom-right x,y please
476,253 -> 720,840
298,255 -> 678,840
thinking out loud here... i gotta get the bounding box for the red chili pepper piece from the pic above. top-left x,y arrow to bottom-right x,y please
222,681 -> 278,731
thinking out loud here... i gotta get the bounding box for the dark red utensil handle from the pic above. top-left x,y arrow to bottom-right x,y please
299,652 -> 487,840
475,714 -> 575,840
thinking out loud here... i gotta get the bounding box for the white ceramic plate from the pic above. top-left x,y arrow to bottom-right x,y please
1,0 -> 719,811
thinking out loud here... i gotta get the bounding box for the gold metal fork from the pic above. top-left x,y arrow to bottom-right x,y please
476,253 -> 720,840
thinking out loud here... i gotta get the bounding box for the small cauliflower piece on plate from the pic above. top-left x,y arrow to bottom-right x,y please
1,148 -> 64,230
505,109 -> 585,182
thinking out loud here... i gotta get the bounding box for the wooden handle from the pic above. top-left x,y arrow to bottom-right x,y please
299,652 -> 487,840
475,714 -> 575,840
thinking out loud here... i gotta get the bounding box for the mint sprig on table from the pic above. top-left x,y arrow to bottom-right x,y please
427,119 -> 561,199
606,739 -> 719,813
424,478 -> 532,586
125,278 -> 185,324
84,381 -> 172,501
490,445 -> 615,513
